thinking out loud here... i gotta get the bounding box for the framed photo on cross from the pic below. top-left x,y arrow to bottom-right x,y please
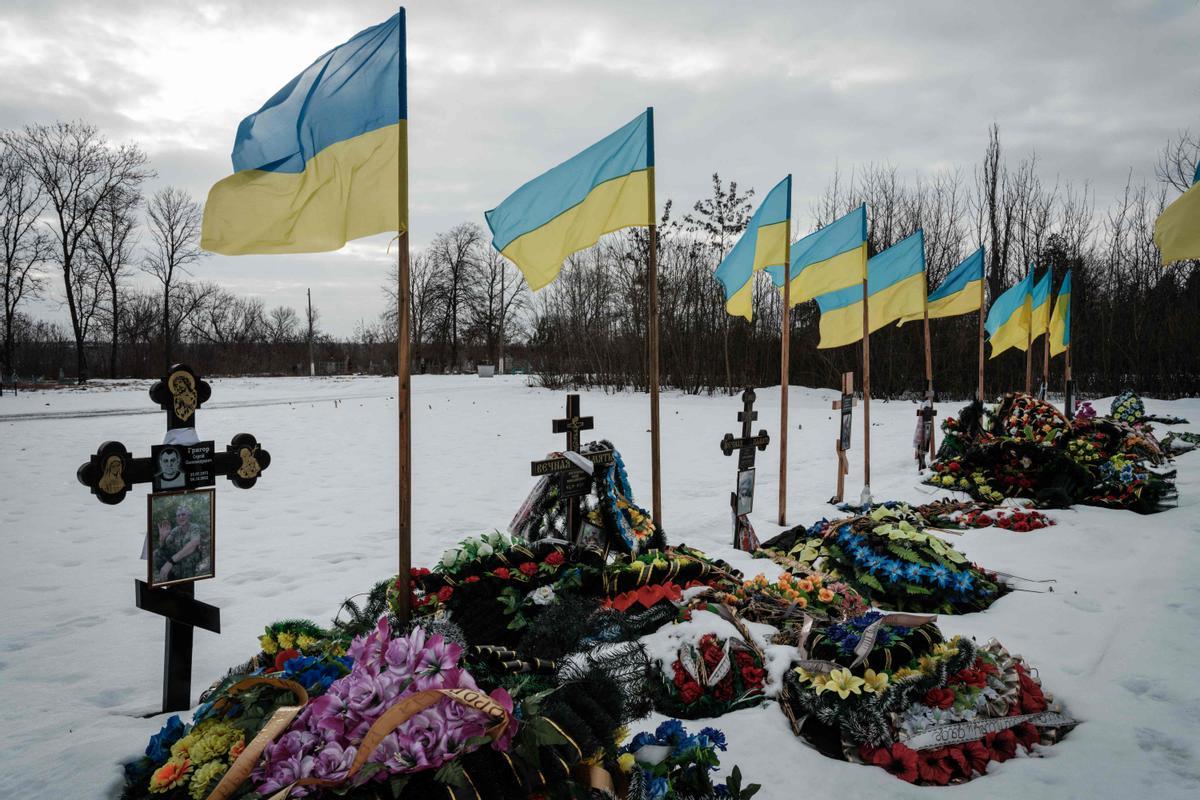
148,489 -> 215,589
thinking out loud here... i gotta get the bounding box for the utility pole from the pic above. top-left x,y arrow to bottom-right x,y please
306,288 -> 315,377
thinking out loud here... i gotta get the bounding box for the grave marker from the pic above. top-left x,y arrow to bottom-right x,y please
830,372 -> 856,503
75,364 -> 271,712
720,388 -> 769,550
529,394 -> 613,543
915,393 -> 938,470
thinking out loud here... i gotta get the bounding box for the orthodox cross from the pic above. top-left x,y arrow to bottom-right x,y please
915,392 -> 938,470
74,363 -> 271,713
720,388 -> 770,549
530,394 -> 613,543
830,372 -> 856,503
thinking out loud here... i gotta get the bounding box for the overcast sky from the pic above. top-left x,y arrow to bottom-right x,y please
2,0 -> 1197,335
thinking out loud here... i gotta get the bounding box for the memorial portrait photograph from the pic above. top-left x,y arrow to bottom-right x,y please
147,489 -> 215,588
151,444 -> 187,491
736,467 -> 755,515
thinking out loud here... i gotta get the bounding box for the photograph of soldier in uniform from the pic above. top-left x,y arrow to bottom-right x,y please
148,489 -> 214,587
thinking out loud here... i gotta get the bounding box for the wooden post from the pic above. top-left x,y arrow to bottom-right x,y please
395,46 -> 411,622
922,280 -> 935,458
778,209 -> 791,526
1042,324 -> 1051,399
831,372 -> 854,503
861,277 -> 871,494
1024,318 -> 1032,394
645,108 -> 662,527
977,272 -> 986,402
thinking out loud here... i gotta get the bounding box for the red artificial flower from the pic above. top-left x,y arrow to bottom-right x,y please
917,748 -> 954,785
679,681 -> 703,704
518,562 -> 538,577
544,551 -> 565,566
863,743 -> 919,783
940,745 -> 972,780
713,677 -> 734,701
672,662 -> 688,688
924,687 -> 956,710
1014,722 -> 1041,752
963,740 -> 990,775
273,648 -> 300,672
951,668 -> 988,689
1017,666 -> 1047,713
493,567 -> 511,579
740,665 -> 765,688
986,729 -> 1018,762
734,650 -> 754,667
464,575 -> 481,583
702,643 -> 724,669
437,586 -> 454,603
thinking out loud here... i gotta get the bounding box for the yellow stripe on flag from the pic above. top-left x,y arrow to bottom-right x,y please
1155,181 -> 1200,265
783,243 -> 867,307
816,271 -> 926,349
202,122 -> 404,255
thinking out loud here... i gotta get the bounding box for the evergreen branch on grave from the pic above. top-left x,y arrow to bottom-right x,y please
330,579 -> 394,641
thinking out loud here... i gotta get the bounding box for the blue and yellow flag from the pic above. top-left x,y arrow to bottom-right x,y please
813,229 -> 926,349
201,12 -> 405,255
1029,270 -> 1052,337
1154,161 -> 1200,265
767,204 -> 867,306
485,110 -> 654,290
714,176 -> 791,321
1048,270 -> 1071,357
898,246 -> 984,325
985,270 -> 1034,358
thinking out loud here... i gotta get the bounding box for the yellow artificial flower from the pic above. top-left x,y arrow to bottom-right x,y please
861,669 -> 889,694
188,761 -> 226,800
276,632 -> 296,650
892,667 -> 920,680
617,753 -> 636,773
259,634 -> 277,655
918,655 -> 940,674
296,634 -> 317,650
932,642 -> 960,658
820,669 -> 866,699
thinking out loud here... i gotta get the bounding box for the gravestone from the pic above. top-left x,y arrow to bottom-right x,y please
719,388 -> 769,549
75,364 -> 271,712
529,394 -> 613,543
915,393 -> 938,470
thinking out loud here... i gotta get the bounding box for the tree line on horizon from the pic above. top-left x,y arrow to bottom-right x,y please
2,121 -> 1198,398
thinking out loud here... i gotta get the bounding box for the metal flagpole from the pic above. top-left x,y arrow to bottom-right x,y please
395,8 -> 411,621
645,107 -> 662,527
778,178 -> 791,526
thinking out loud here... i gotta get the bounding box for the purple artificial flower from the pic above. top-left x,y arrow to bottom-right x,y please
313,740 -> 357,782
417,635 -> 462,679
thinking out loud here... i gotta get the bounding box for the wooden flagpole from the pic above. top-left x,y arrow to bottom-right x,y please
395,9 -> 411,622
646,108 -> 662,527
922,282 -> 935,457
778,188 -> 791,526
861,275 -> 871,495
977,267 -> 986,402
1024,317 -> 1032,394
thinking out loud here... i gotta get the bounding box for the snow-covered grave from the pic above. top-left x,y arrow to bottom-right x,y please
2,375 -> 1199,798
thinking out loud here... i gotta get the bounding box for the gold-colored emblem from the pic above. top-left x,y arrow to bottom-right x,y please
237,446 -> 262,479
98,454 -> 125,494
169,370 -> 198,422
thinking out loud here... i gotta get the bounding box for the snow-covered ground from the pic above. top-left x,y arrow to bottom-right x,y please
2,376 -> 1198,798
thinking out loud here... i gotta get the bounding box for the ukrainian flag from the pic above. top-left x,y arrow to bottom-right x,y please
1048,270 -> 1071,357
985,270 -> 1034,358
898,246 -> 984,325
813,229 -> 926,349
485,110 -> 654,291
1154,161 -> 1200,265
1030,270 -> 1053,337
201,12 -> 404,255
714,175 -> 790,321
767,204 -> 867,306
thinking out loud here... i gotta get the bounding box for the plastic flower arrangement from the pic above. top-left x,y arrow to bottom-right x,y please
250,620 -> 514,795
436,531 -> 516,575
717,572 -> 868,624
653,633 -> 767,719
783,633 -> 1075,785
959,507 -> 1053,532
618,720 -> 760,800
258,619 -> 327,659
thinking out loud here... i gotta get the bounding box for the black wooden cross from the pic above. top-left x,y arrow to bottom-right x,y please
720,388 -> 771,471
915,393 -> 938,470
74,363 -> 271,713
830,372 -> 856,503
530,394 -> 613,542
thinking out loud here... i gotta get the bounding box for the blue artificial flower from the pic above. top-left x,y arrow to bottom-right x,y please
646,774 -> 670,800
714,783 -> 731,799
145,715 -> 185,763
655,719 -> 686,745
700,726 -> 727,751
626,731 -> 656,753
883,560 -> 905,583
864,554 -> 887,575
952,571 -> 975,593
904,562 -> 925,583
927,564 -> 951,587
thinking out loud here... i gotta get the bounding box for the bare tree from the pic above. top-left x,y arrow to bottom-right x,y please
144,186 -> 204,370
85,184 -> 142,377
0,143 -> 50,379
1156,129 -> 1200,194
0,121 -> 152,382
429,222 -> 483,369
465,247 -> 528,367
267,305 -> 301,344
